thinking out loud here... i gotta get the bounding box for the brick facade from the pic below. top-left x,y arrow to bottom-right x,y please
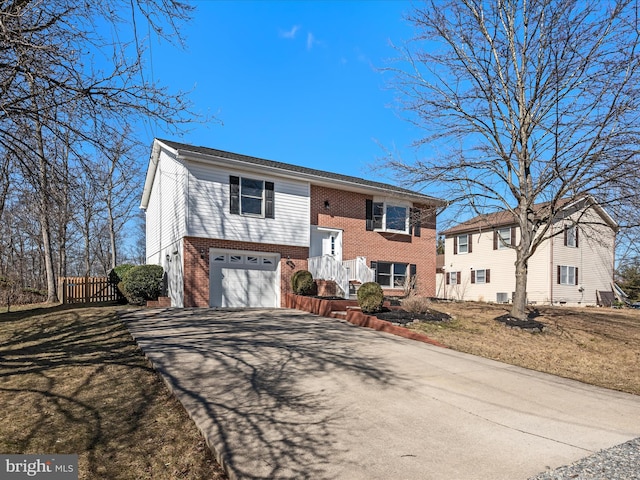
183,236 -> 308,307
311,185 -> 437,297
180,187 -> 437,307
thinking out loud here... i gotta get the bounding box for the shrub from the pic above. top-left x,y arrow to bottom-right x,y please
109,264 -> 135,284
109,264 -> 137,303
291,270 -> 315,295
401,296 -> 433,314
121,265 -> 164,305
357,282 -> 384,314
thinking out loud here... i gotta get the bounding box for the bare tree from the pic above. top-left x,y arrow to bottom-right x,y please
388,0 -> 640,320
0,0 -> 204,302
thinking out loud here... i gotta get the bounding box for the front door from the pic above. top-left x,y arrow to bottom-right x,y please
310,226 -> 343,261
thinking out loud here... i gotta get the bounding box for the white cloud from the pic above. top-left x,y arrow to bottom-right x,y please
307,32 -> 316,50
279,25 -> 300,39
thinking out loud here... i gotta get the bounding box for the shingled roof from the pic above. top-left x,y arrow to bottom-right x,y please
156,138 -> 445,205
440,197 -> 599,236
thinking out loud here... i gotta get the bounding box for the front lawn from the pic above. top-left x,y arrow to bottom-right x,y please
410,301 -> 640,395
0,304 -> 228,480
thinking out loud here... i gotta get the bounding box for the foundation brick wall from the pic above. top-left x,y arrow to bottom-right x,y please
311,185 -> 438,297
183,236 -> 308,307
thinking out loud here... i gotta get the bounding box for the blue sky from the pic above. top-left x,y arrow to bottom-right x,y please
142,1 -> 429,193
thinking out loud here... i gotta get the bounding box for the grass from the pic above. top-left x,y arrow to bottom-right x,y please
410,301 -> 640,395
0,303 -> 228,480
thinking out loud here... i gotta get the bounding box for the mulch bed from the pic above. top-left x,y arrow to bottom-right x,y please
375,307 -> 451,326
495,313 -> 545,332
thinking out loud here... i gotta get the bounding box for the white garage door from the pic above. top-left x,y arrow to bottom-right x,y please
209,250 -> 280,308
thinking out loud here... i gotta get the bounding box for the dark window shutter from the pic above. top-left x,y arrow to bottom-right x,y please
410,264 -> 417,277
457,271 -> 461,284
365,199 -> 373,231
511,227 -> 517,246
411,208 -> 421,237
493,231 -> 498,250
575,267 -> 579,285
468,234 -> 472,253
486,269 -> 490,283
575,227 -> 579,248
557,265 -> 561,284
453,236 -> 458,255
564,227 -> 568,246
446,272 -> 450,285
265,181 -> 274,218
230,176 -> 240,214
471,271 -> 475,283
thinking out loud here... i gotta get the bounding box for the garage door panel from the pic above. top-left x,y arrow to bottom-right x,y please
209,250 -> 279,308
221,268 -> 277,308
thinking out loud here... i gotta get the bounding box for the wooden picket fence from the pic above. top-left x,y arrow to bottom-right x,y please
59,276 -> 123,304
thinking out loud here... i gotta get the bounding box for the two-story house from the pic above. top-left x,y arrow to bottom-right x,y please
438,197 -> 617,306
140,139 -> 445,308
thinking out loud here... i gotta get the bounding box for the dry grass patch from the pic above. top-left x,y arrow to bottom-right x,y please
410,301 -> 640,395
0,304 -> 228,480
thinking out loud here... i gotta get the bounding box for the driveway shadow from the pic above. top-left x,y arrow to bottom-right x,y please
121,308 -> 401,480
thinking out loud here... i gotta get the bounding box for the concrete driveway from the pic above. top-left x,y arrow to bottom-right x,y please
120,308 -> 640,480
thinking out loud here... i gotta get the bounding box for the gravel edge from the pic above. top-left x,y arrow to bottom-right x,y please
528,437 -> 640,480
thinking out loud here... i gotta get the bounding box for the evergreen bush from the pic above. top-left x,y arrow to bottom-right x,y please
291,270 -> 315,295
121,265 -> 164,305
357,282 -> 384,314
110,264 -> 136,303
109,264 -> 135,284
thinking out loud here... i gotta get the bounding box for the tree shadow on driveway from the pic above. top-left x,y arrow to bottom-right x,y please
121,308 -> 402,480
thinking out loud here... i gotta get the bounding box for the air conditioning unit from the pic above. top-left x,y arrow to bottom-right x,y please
496,292 -> 509,304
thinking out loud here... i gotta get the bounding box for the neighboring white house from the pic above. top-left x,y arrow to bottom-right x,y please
438,197 -> 617,306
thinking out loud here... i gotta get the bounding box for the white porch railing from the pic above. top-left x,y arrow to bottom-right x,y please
308,255 -> 349,299
342,256 -> 374,284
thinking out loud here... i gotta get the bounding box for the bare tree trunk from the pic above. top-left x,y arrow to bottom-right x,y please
108,210 -> 117,271
83,206 -> 91,277
35,120 -> 58,303
512,258 -> 529,319
57,144 -> 71,280
106,159 -> 117,271
0,154 -> 9,220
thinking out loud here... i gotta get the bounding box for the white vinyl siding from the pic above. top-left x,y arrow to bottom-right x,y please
444,231 -> 515,302
145,148 -> 187,265
552,208 -> 614,305
444,204 -> 615,305
186,160 -> 309,247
